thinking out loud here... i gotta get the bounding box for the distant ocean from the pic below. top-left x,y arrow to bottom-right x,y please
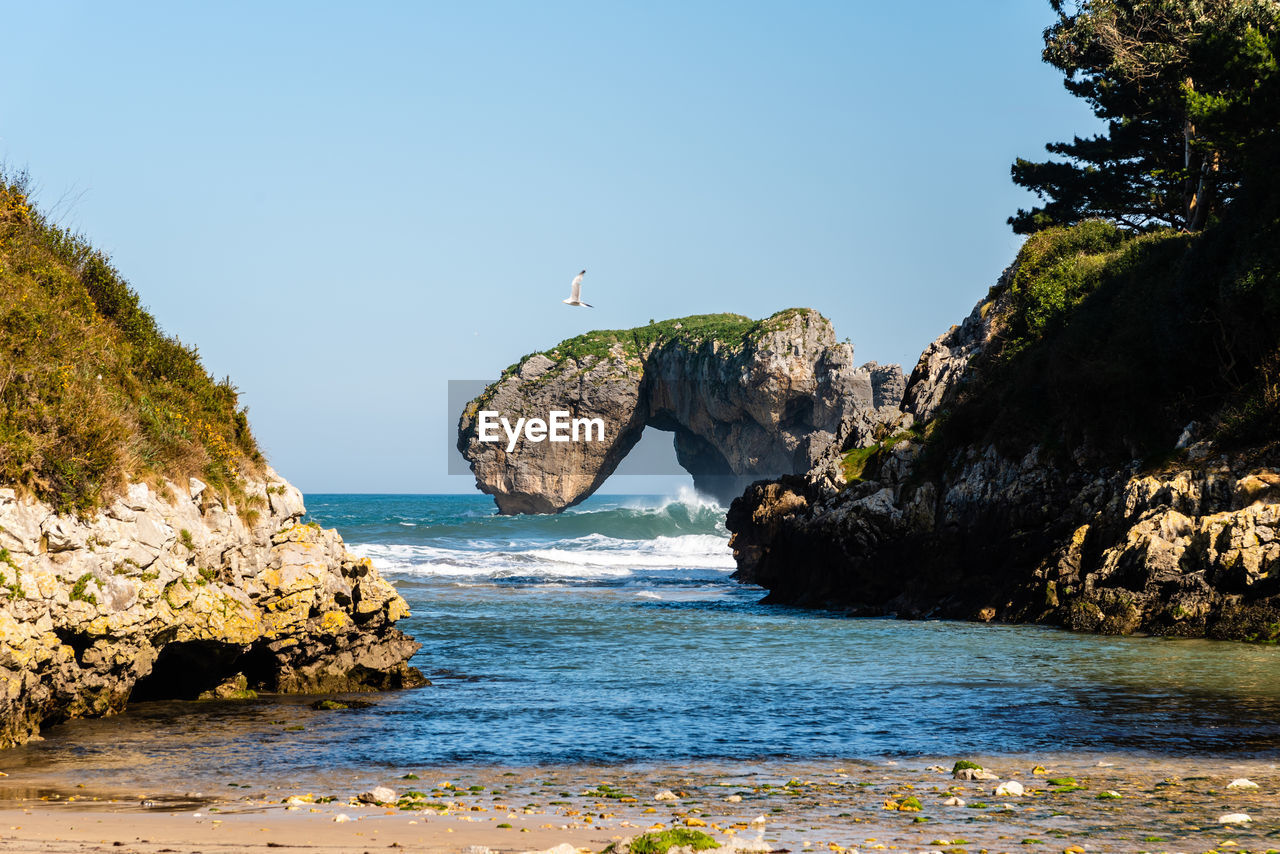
7,492 -> 1280,792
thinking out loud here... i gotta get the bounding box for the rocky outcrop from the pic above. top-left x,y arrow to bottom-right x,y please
900,267 -> 1013,423
458,309 -> 904,513
0,469 -> 424,748
727,274 -> 1280,640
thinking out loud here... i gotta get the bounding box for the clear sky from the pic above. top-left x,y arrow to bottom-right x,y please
0,2 -> 1096,494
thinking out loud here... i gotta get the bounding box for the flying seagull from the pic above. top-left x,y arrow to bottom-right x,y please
562,269 -> 592,307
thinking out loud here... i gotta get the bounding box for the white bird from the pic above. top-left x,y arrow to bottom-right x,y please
562,269 -> 592,307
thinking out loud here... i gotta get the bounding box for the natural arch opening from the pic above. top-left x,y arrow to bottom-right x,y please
600,425 -> 697,497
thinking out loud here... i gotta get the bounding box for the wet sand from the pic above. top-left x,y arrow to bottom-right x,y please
2,754 -> 1278,853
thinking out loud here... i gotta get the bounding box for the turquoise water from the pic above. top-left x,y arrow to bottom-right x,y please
4,492 -> 1280,790
311,492 -> 1280,762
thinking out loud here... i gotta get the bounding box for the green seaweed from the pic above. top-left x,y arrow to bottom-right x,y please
608,828 -> 720,854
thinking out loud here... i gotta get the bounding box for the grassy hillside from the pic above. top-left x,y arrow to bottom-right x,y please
0,171 -> 262,514
933,189 -> 1280,468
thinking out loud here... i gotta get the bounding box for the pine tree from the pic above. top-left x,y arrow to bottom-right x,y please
1011,0 -> 1280,234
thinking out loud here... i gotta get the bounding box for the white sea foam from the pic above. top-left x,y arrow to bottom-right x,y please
345,490 -> 738,586
351,531 -> 734,580
611,486 -> 724,513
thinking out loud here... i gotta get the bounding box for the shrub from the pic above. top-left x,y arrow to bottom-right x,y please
927,204 -> 1280,468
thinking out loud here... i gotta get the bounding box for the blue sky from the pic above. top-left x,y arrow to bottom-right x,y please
0,2 -> 1095,494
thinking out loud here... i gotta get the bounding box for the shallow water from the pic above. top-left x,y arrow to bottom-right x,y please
3,492 -> 1279,794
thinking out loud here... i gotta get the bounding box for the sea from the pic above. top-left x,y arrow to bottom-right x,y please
4,491 -> 1280,793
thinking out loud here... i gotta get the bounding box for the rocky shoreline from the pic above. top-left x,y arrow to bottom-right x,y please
727,272 -> 1280,640
0,469 -> 424,748
2,754 -> 1276,854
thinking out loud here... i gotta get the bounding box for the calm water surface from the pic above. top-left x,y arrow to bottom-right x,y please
3,492 -> 1278,791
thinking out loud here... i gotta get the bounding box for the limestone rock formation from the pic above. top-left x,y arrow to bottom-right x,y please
900,266 -> 1013,423
0,469 -> 424,748
726,271 -> 1280,640
457,309 -> 904,513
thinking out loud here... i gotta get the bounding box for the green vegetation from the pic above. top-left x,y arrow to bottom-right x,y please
547,310 -> 810,362
69,572 -> 97,605
1048,776 -> 1086,793
0,170 -> 263,514
606,828 -> 720,854
179,528 -> 194,550
583,783 -> 633,800
841,429 -> 918,485
394,789 -> 450,810
951,760 -> 983,773
1002,220 -> 1130,354
1011,0 -> 1280,233
0,547 -> 23,598
932,178 -> 1280,468
309,698 -> 375,711
495,308 -> 817,380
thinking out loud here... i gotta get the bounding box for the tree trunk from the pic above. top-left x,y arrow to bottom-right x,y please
1183,76 -> 1198,231
1188,151 -> 1220,232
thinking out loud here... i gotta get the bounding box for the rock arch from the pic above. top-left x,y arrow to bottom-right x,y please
458,310 -> 903,514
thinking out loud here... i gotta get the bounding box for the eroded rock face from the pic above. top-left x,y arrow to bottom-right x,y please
726,274 -> 1280,640
0,468 -> 424,748
901,266 -> 1013,423
728,439 -> 1280,638
457,309 -> 904,513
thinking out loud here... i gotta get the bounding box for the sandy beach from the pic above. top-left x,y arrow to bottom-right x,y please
3,754 -> 1278,854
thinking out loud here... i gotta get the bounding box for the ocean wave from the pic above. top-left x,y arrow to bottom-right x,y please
351,531 -> 734,582
334,492 -> 729,545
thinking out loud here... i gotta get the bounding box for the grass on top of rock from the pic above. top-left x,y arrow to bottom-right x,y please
498,308 -> 822,379
0,169 -> 263,514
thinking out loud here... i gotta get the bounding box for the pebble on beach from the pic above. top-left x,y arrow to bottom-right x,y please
1226,778 -> 1259,789
1218,812 -> 1253,824
954,768 -> 999,781
994,781 -> 1024,797
358,786 -> 397,805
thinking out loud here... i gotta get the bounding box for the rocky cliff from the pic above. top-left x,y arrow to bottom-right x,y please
0,176 -> 424,749
0,469 -> 424,748
728,219 -> 1280,640
458,309 -> 904,513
